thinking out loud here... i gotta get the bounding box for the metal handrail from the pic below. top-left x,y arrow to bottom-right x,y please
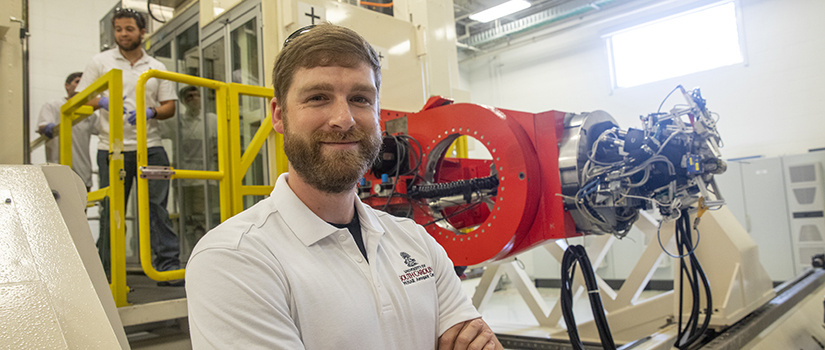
135,70 -> 229,282
61,69 -> 129,306
226,83 -> 281,215
61,68 -> 281,305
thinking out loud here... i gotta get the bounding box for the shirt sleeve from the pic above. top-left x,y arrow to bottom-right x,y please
419,226 -> 483,336
36,101 -> 59,128
76,56 -> 103,95
88,112 -> 100,135
186,246 -> 306,350
154,62 -> 178,103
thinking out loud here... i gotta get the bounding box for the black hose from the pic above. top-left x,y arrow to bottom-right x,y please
407,174 -> 498,201
147,0 -> 166,23
674,209 -> 712,349
560,245 -> 617,350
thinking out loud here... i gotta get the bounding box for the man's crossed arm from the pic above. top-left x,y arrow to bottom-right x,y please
439,318 -> 504,350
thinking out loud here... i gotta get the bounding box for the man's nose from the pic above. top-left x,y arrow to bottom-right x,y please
328,99 -> 355,131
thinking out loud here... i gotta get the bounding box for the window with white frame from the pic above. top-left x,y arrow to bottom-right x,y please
606,1 -> 743,89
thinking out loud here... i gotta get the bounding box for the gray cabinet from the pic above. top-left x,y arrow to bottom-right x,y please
716,156 -> 796,281
782,152 -> 825,275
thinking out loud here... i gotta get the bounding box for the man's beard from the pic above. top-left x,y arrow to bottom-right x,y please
185,103 -> 201,116
283,118 -> 381,194
117,37 -> 141,51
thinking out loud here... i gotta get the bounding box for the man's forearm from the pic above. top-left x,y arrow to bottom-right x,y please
155,100 -> 176,120
87,97 -> 102,111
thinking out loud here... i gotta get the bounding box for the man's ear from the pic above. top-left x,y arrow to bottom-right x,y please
271,97 -> 284,134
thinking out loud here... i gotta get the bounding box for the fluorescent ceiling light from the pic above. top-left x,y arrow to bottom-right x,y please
469,0 -> 531,23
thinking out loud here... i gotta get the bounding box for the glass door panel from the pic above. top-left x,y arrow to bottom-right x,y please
172,23 -> 222,263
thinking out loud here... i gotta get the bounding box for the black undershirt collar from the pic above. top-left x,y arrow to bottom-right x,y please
328,211 -> 368,262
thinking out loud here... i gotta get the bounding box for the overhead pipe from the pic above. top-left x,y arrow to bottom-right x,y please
458,0 -> 693,63
459,0 -> 620,49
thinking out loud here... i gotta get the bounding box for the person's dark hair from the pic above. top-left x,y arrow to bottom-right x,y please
272,23 -> 381,111
179,85 -> 198,100
113,8 -> 146,30
65,72 -> 82,85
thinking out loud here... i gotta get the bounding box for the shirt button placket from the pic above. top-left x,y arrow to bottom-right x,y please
337,232 -> 363,264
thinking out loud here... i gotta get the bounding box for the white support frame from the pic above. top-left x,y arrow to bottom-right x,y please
471,207 -> 775,345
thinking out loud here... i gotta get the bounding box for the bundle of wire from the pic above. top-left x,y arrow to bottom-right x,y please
560,245 -> 616,350
573,126 -> 681,237
674,208 -> 712,349
377,133 -> 423,212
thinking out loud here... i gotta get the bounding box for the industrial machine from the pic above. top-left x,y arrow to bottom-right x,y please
358,87 -> 825,349
361,85 -> 724,265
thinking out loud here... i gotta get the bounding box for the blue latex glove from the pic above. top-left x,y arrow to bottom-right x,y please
98,96 -> 109,111
42,123 -> 56,138
127,107 -> 156,126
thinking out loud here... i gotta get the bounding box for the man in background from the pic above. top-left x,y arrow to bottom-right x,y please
77,8 -> 181,282
36,72 -> 97,191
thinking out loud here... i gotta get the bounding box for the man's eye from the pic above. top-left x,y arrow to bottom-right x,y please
351,96 -> 372,105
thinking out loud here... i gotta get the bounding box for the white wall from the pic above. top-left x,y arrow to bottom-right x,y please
28,0 -> 116,165
459,0 -> 825,160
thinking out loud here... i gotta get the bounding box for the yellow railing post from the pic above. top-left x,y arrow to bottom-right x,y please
227,86 -> 244,215
135,70 -> 230,281
216,85 -> 233,222
106,72 -> 127,307
273,133 -> 288,176
61,69 -> 128,306
447,136 -> 468,159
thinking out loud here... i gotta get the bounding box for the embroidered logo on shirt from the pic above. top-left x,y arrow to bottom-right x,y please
400,252 -> 418,267
398,252 -> 433,286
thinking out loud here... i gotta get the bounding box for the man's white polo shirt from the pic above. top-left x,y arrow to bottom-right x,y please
76,48 -> 177,151
186,173 -> 481,349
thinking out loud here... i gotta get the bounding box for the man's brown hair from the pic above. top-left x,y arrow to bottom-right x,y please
65,72 -> 82,85
272,23 -> 381,111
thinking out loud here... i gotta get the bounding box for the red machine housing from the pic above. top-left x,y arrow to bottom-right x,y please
363,97 -> 581,266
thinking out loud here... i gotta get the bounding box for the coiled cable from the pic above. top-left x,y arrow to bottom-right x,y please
407,174 -> 499,201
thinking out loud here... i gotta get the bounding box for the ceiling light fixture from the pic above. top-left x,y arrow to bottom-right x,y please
469,0 -> 531,23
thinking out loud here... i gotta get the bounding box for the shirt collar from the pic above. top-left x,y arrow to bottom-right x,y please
113,48 -> 150,65
270,173 -> 386,247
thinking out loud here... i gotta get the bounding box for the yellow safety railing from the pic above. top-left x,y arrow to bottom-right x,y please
61,68 -> 281,306
135,70 -> 229,282
226,83 -> 282,215
61,69 -> 129,306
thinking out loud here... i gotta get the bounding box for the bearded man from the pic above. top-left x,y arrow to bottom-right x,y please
77,8 -> 180,281
186,24 -> 502,350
